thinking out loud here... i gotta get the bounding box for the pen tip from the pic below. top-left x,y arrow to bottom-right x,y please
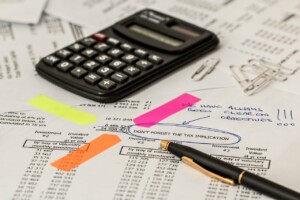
160,140 -> 170,150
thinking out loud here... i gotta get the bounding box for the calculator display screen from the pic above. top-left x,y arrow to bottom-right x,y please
129,24 -> 184,47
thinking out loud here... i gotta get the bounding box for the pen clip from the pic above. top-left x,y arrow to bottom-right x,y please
182,156 -> 235,186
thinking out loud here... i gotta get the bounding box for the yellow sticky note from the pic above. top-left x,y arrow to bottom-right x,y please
28,95 -> 97,125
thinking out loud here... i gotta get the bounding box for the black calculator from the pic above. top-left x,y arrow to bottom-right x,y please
36,9 -> 219,102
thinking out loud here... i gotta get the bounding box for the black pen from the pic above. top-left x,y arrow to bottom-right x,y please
160,140 -> 300,200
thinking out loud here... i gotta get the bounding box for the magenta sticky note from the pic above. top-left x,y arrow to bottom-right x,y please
133,93 -> 201,128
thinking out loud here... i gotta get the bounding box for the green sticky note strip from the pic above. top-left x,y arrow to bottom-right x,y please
28,95 -> 97,125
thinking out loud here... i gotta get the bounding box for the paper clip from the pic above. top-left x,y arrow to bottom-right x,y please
243,69 -> 275,95
229,64 -> 274,95
229,65 -> 252,89
230,57 -> 299,95
248,59 -> 288,82
260,59 -> 300,75
249,59 -> 300,76
191,58 -> 220,81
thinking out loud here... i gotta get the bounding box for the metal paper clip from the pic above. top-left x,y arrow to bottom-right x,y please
260,59 -> 300,75
248,59 -> 288,81
229,65 -> 252,90
249,59 -> 300,76
231,57 -> 299,95
229,64 -> 274,95
243,69 -> 275,95
191,58 -> 220,81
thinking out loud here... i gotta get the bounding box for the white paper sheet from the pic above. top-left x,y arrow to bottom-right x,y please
0,0 -> 48,24
46,0 -> 157,28
1,0 -> 300,199
150,0 -> 300,95
0,14 -> 93,81
0,88 -> 299,200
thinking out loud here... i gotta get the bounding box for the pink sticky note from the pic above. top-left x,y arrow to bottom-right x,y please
133,93 -> 201,128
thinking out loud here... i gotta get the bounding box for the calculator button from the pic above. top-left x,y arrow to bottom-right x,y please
95,54 -> 112,65
136,60 -> 153,70
70,67 -> 88,78
107,48 -> 124,58
97,66 -> 114,77
98,79 -> 116,90
123,66 -> 140,77
68,43 -> 85,53
69,54 -> 86,65
83,60 -> 100,71
57,61 -> 73,72
84,73 -> 101,84
106,37 -> 120,46
148,54 -> 163,64
43,55 -> 60,66
56,49 -> 72,59
80,37 -> 97,46
134,49 -> 148,58
111,72 -> 128,83
94,43 -> 110,52
121,54 -> 138,64
81,49 -> 98,58
109,60 -> 126,70
92,33 -> 107,42
120,43 -> 134,52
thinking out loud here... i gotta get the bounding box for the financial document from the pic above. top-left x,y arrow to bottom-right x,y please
1,88 -> 299,199
45,0 -> 157,28
0,0 -> 48,24
0,0 -> 300,200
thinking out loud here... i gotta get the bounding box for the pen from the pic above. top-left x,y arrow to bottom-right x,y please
160,140 -> 300,200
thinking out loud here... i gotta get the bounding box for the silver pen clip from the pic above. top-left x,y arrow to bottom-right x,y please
191,58 -> 220,81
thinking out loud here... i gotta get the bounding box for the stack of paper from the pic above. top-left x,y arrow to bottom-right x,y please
0,0 -> 300,199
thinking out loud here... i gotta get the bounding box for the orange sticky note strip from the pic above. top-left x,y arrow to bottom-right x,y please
51,134 -> 121,171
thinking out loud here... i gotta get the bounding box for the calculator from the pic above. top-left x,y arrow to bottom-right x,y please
36,9 -> 219,102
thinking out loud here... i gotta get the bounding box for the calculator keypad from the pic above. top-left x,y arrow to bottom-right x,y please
95,54 -> 112,65
84,73 -> 101,84
97,66 -> 114,77
123,66 -> 140,77
94,43 -> 110,52
107,49 -> 124,58
134,49 -> 148,58
83,60 -> 100,71
122,54 -> 138,64
98,79 -> 116,90
71,67 -> 88,78
148,55 -> 163,64
69,55 -> 86,65
106,38 -> 120,46
56,49 -> 72,59
68,43 -> 85,53
81,49 -> 98,58
111,72 -> 128,83
109,60 -> 126,70
92,33 -> 107,42
136,60 -> 153,70
120,43 -> 134,52
44,55 -> 60,66
57,61 -> 73,72
42,34 -> 164,92
80,38 -> 97,46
